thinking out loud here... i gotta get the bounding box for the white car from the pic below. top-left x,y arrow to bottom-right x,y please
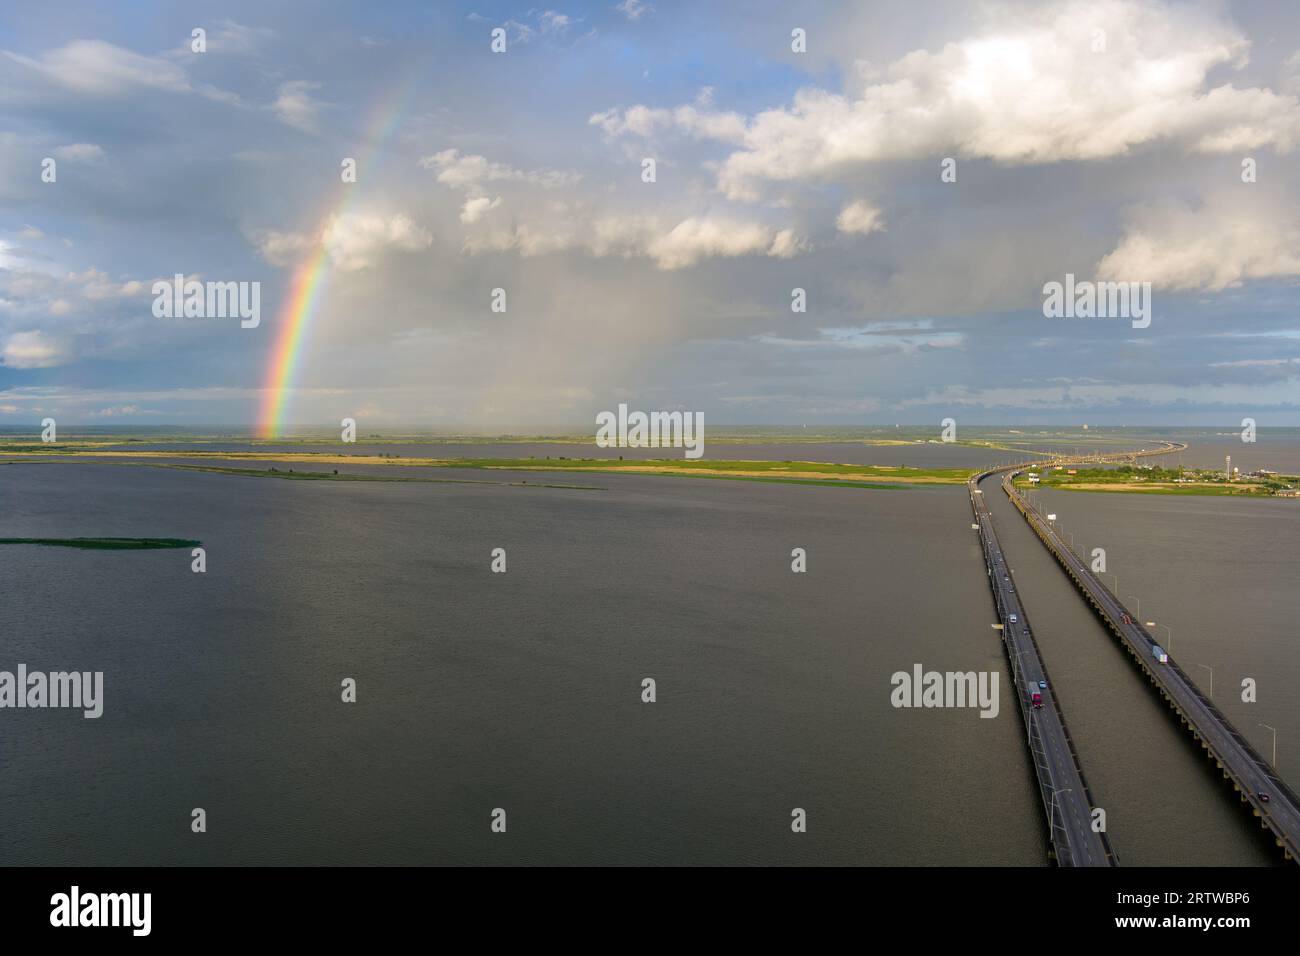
1009,614 -> 1018,623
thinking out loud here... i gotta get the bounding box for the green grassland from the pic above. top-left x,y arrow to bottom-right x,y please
1015,465 -> 1300,497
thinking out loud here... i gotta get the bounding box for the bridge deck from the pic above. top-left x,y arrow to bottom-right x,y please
970,471 -> 1118,867
1001,453 -> 1299,864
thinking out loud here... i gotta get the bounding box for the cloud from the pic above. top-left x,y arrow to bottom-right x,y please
88,404 -> 159,417
645,217 -> 804,269
419,149 -> 580,191
254,230 -> 313,268
424,146 -> 804,268
459,207 -> 805,269
459,196 -> 502,224
4,39 -> 190,94
597,0 -> 1300,200
258,214 -> 433,271
3,330 -> 68,368
204,20 -> 275,56
67,268 -> 149,300
766,228 -> 807,259
836,200 -> 885,236
52,143 -> 105,162
1097,200 -> 1300,291
589,100 -> 747,144
539,12 -> 572,35
323,214 -> 432,270
271,80 -> 324,132
756,321 -> 964,353
614,0 -> 653,21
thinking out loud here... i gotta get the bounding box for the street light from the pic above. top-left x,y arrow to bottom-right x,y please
1128,596 -> 1141,620
1049,787 -> 1073,842
1147,622 -> 1172,653
1259,723 -> 1278,767
1197,663 -> 1214,700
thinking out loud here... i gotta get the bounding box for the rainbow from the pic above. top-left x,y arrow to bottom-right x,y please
255,77 -> 421,439
257,241 -> 333,439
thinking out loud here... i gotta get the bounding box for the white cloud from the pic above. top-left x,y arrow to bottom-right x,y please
67,268 -> 149,300
597,0 -> 1300,201
4,39 -> 190,95
615,0 -> 653,21
461,209 -> 805,270
645,217 -> 803,269
88,404 -> 156,417
756,322 -> 964,353
420,149 -> 580,191
766,228 -> 807,259
258,214 -> 433,271
271,80 -> 324,133
52,143 -> 105,163
836,200 -> 885,236
459,196 -> 502,224
255,230 -> 313,268
1097,201 -> 1300,291
206,20 -> 275,56
3,330 -> 67,368
539,12 -> 571,35
590,101 -> 747,144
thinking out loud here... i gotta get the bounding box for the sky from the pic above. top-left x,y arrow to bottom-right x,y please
1,0 -> 1299,429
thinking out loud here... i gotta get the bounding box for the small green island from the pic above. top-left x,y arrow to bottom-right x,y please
0,537 -> 201,550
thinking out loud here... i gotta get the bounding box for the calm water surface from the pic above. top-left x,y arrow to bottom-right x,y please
0,460 -> 1040,865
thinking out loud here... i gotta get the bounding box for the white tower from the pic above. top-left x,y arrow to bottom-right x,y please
1225,454 -> 1232,480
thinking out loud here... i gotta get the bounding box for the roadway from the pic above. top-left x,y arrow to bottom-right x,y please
1001,454 -> 1300,864
969,470 -> 1118,866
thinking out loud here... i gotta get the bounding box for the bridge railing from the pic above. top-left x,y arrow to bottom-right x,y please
1002,469 -> 1299,861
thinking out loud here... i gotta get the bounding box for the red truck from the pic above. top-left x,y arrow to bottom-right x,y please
1030,689 -> 1043,708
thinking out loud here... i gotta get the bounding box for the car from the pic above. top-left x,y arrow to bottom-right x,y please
1038,680 -> 1047,690
1009,614 -> 1018,623
1258,792 -> 1271,803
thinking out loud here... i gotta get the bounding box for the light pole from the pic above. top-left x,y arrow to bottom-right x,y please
1197,663 -> 1214,700
1128,596 -> 1141,620
1147,622 -> 1173,653
1259,723 -> 1277,767
1049,787 -> 1073,843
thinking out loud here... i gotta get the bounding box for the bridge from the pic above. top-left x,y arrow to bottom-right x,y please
995,442 -> 1300,864
969,470 -> 1118,866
